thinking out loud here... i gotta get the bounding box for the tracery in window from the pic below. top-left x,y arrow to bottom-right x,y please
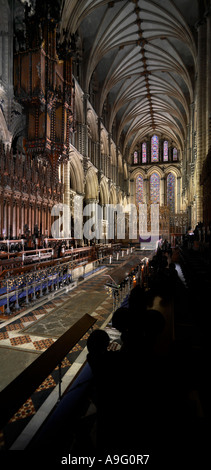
150,172 -> 160,203
163,140 -> 168,162
151,135 -> 159,162
133,151 -> 138,164
142,142 -> 147,163
167,173 -> 175,212
173,148 -> 177,161
136,174 -> 144,204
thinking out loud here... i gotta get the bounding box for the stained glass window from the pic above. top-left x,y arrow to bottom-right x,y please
134,151 -> 138,164
136,174 -> 144,204
167,173 -> 175,212
173,148 -> 177,161
150,172 -> 160,203
151,135 -> 159,162
142,142 -> 147,163
163,140 -> 168,162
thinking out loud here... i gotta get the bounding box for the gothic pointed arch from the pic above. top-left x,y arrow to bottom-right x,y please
147,166 -> 164,179
164,165 -> 181,178
85,166 -> 98,200
109,184 -> 117,205
99,177 -> 109,205
69,152 -> 84,194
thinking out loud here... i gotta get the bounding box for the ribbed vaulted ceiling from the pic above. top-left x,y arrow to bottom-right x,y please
61,0 -> 198,158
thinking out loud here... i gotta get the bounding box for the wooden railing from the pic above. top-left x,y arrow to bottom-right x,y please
0,313 -> 96,430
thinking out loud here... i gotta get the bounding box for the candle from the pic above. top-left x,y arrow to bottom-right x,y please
141,265 -> 144,284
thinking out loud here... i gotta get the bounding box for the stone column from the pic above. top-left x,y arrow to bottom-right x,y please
43,205 -> 46,237
17,202 -> 21,237
93,141 -> 97,167
159,138 -> 163,162
3,200 -> 7,236
77,122 -> 83,154
50,205 -> 53,236
190,102 -> 195,164
63,160 -> 71,237
24,205 -> 28,232
14,202 -> 17,238
186,123 -> 191,169
34,203 -> 38,227
160,177 -> 165,206
42,207 -> 46,236
31,205 -> 35,235
177,177 -> 181,213
46,207 -> 49,236
98,117 -> 102,172
146,177 -> 150,204
45,207 -> 48,235
49,206 -> 52,237
83,93 -> 89,158
108,133 -> 112,180
21,204 -> 24,235
12,201 -> 16,238
0,195 -> 3,236
26,203 -> 30,234
7,201 -> 11,238
130,179 -> 135,205
143,178 -> 147,204
37,205 -> 40,235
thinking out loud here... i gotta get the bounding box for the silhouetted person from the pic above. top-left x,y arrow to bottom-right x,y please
86,286 -> 201,461
116,284 -> 148,354
87,329 -> 112,393
87,329 -> 122,453
112,306 -> 130,346
128,284 -> 147,325
128,284 -> 147,311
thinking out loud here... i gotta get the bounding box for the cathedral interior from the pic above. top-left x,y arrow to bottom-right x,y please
0,0 -> 210,466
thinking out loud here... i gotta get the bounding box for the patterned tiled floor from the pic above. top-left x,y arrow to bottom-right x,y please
0,270 -> 115,450
0,310 -> 56,352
